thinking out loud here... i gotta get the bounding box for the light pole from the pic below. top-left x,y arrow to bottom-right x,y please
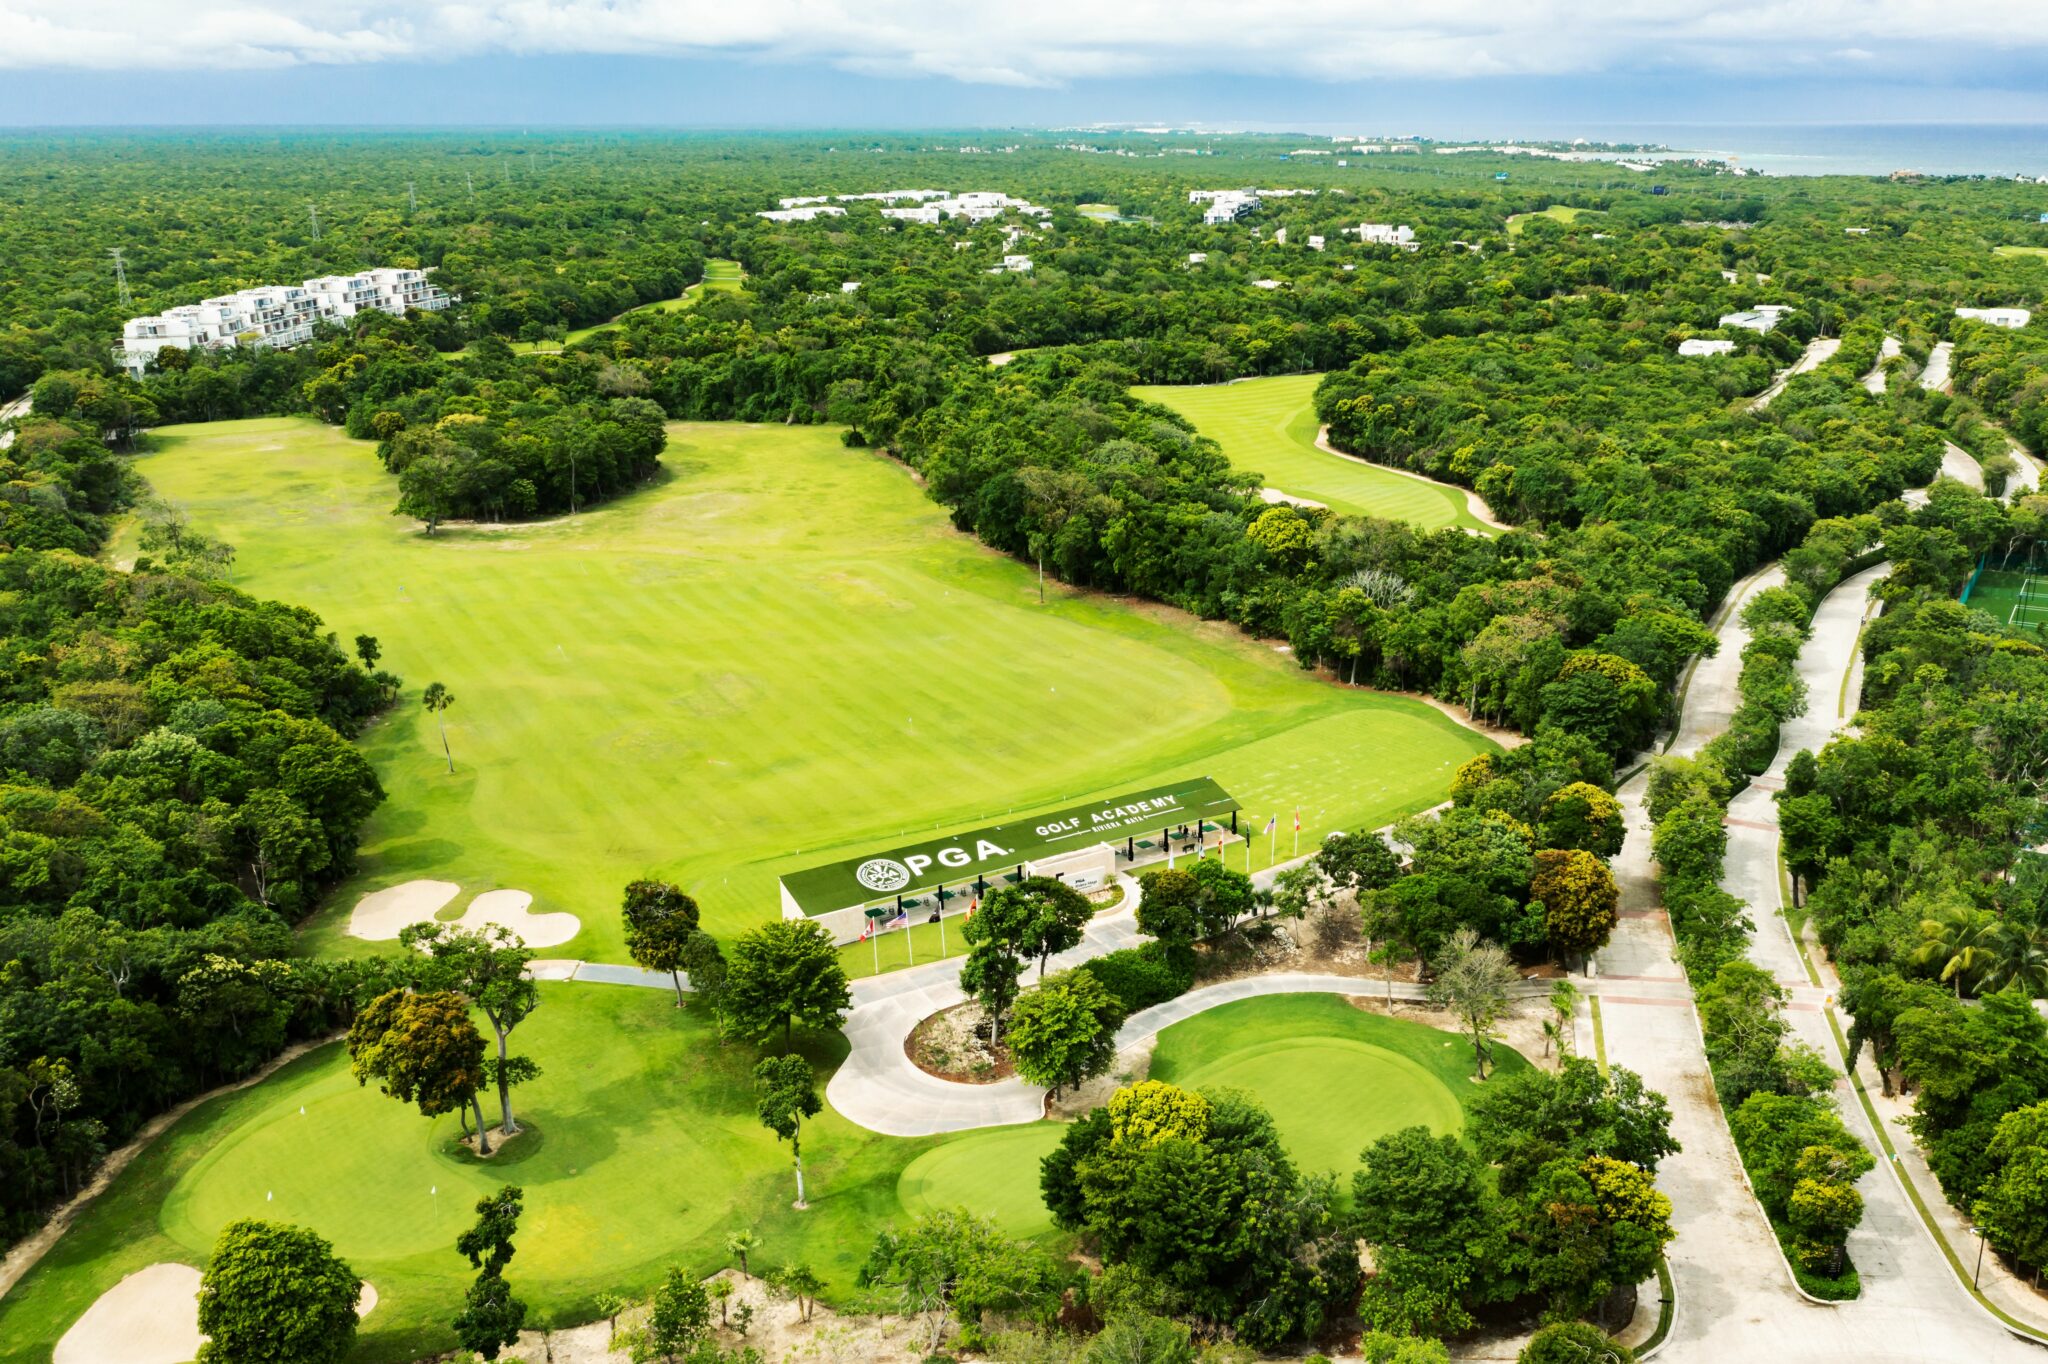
1971,1224 -> 1987,1290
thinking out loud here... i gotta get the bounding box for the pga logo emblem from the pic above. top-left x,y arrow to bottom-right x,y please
856,859 -> 913,893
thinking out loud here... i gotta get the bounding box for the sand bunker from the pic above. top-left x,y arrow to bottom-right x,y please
55,1263 -> 202,1364
452,889 -> 582,948
348,880 -> 580,949
57,1266 -> 378,1364
348,879 -> 460,940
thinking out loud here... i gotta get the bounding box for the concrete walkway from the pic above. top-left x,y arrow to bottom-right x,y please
0,391 -> 29,451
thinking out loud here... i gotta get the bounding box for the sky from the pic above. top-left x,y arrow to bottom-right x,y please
4,1 -> 2048,129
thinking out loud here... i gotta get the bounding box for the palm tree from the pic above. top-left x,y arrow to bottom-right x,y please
1909,906 -> 2000,997
422,681 -> 457,774
1983,917 -> 2048,998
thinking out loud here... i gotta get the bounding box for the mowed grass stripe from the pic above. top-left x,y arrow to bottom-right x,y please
1133,374 -> 1486,532
134,418 -> 1493,961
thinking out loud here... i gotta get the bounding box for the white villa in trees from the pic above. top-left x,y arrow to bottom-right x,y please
1956,306 -> 2033,329
118,267 -> 449,377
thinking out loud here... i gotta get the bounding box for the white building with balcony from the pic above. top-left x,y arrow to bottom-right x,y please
1355,223 -> 1418,249
118,267 -> 451,377
1957,306 -> 2033,329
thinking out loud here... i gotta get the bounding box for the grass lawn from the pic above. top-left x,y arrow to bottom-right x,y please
896,1124 -> 1068,1236
130,417 -> 1492,961
1146,993 -> 1527,1179
1133,374 -> 1489,532
1993,246 -> 2048,260
496,258 -> 744,354
0,985 -> 940,1364
1507,205 -> 1601,237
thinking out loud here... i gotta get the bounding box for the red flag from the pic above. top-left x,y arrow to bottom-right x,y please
1293,809 -> 1301,832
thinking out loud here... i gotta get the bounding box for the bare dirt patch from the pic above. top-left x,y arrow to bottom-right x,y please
905,999 -> 1015,1083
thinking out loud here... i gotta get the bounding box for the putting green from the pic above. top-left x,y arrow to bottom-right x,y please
1133,374 -> 1488,532
131,417 -> 1491,960
897,1124 -> 1066,1236
1148,993 -> 1529,1175
0,985 -> 934,1364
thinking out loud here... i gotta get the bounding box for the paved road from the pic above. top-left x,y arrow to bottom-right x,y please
1668,561 -> 1787,759
0,391 -> 29,450
1750,337 -> 1843,412
1863,335 -> 1902,396
1642,559 -> 2043,1361
1922,340 -> 1954,393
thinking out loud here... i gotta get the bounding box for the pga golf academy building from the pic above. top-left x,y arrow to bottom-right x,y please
780,777 -> 1242,943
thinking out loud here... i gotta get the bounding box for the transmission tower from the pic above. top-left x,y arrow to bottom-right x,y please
465,171 -> 475,199
407,180 -> 417,213
308,203 -> 321,243
109,248 -> 131,308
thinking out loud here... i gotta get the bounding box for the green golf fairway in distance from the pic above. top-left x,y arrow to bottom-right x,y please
1133,374 -> 1487,532
131,417 -> 1492,962
897,1124 -> 1067,1236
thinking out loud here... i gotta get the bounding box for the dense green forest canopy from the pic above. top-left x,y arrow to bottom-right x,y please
7,128 -> 2048,1296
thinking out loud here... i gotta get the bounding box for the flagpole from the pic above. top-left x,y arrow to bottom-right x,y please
939,907 -> 948,958
906,913 -> 915,966
871,922 -> 879,975
1268,817 -> 1275,865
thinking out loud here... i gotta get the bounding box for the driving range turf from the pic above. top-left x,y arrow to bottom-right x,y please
124,415 -> 1494,961
1132,374 -> 1491,532
0,989 -> 1516,1362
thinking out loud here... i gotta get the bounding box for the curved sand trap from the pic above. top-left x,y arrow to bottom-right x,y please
348,879 -> 460,940
55,1262 -> 202,1364
452,889 -> 582,948
357,1282 -> 378,1317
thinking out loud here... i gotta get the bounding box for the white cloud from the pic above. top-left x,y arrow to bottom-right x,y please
0,0 -> 2044,81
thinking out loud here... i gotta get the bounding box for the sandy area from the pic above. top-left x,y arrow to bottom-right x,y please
451,888 -> 582,948
55,1267 -> 377,1364
347,879 -> 460,940
54,1263 -> 202,1364
1259,486 -> 1328,509
486,1269 -> 933,1363
347,881 -> 581,948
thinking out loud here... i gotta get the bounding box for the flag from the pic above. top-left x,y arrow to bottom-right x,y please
890,907 -> 909,929
1264,815 -> 1277,834
1293,809 -> 1301,832
967,896 -> 978,919
859,918 -> 872,943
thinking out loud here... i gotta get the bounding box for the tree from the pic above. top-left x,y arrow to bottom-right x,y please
354,634 -> 381,670
1426,927 -> 1521,1079
396,439 -> 464,534
402,922 -> 541,1136
1186,858 -> 1254,937
621,879 -> 702,1005
1519,1322 -> 1635,1364
769,1261 -> 824,1323
1352,1126 -> 1498,1336
721,918 -> 850,1051
422,681 -> 456,773
1016,876 -> 1095,979
1316,829 -> 1402,894
1546,980 -> 1580,1059
648,1266 -> 712,1361
1007,970 -> 1128,1100
347,988 -> 493,1153
1537,783 -> 1626,857
1359,888 -> 1406,1006
961,885 -> 1036,1041
196,1219 -> 361,1364
1975,1101 -> 2048,1282
1531,848 -> 1620,965
453,1185 -> 527,1361
725,1228 -> 761,1277
861,1208 -> 1065,1352
755,1054 -> 821,1207
1134,868 -> 1201,951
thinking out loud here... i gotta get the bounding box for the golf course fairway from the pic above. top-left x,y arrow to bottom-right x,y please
126,416 -> 1493,960
1133,374 -> 1489,532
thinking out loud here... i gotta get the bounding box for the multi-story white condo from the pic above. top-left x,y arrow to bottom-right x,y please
118,267 -> 450,377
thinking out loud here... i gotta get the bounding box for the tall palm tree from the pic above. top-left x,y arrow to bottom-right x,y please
1982,917 -> 2048,998
1909,906 -> 2000,997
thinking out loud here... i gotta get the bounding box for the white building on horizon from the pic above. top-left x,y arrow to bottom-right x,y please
1678,338 -> 1737,356
1354,223 -> 1418,250
119,267 -> 449,377
758,205 -> 847,222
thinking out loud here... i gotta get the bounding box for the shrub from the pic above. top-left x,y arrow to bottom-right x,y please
1074,943 -> 1192,1013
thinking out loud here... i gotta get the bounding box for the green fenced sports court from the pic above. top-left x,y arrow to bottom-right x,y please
1964,545 -> 2048,630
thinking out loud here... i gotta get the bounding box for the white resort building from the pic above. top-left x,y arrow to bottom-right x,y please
1191,189 -> 1262,224
1956,306 -> 2033,329
1718,304 -> 1794,333
758,205 -> 848,222
118,267 -> 449,377
1678,338 -> 1737,357
1354,223 -> 1419,249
